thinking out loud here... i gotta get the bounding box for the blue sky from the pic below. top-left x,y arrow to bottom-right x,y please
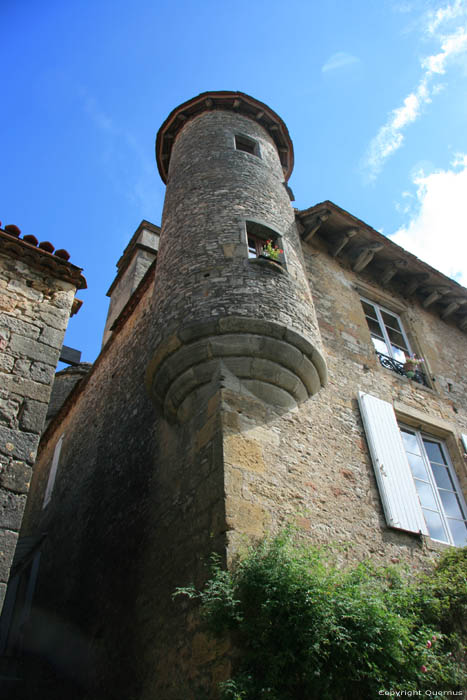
2,0 -> 467,364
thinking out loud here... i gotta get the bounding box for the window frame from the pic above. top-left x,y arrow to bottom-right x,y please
360,296 -> 412,362
245,221 -> 284,265
358,391 -> 467,547
235,133 -> 260,158
399,424 -> 467,547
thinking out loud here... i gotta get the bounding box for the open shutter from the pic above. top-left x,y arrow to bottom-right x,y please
358,392 -> 428,535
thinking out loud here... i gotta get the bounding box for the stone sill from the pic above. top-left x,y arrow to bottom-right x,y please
248,257 -> 287,274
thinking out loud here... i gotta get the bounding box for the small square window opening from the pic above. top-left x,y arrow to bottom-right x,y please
235,134 -> 259,157
245,222 -> 284,264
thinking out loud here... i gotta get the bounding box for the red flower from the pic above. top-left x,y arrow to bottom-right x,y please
421,665 -> 427,673
426,641 -> 432,648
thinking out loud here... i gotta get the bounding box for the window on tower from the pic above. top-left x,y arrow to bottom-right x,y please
245,221 -> 284,265
235,134 -> 260,157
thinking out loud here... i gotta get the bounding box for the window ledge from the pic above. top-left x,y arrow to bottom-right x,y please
248,256 -> 287,274
376,352 -> 431,389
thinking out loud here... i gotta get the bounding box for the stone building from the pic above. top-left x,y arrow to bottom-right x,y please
0,226 -> 85,613
0,91 -> 466,699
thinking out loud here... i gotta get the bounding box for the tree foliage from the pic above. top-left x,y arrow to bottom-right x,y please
175,532 -> 467,699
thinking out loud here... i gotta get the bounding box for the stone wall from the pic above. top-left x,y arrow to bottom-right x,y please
0,251 -> 78,608
221,235 -> 467,567
15,266 -> 230,699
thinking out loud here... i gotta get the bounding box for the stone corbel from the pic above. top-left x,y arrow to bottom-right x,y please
301,210 -> 331,243
422,286 -> 451,309
441,298 -> 467,320
380,259 -> 408,286
330,229 -> 358,257
352,242 -> 384,273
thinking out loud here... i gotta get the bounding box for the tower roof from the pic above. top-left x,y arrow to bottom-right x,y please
156,91 -> 294,183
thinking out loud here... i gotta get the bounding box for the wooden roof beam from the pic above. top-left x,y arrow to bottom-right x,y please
300,210 -> 331,243
380,259 -> 408,286
352,242 -> 384,273
404,273 -> 430,296
441,298 -> 467,320
422,287 -> 451,309
331,229 -> 358,257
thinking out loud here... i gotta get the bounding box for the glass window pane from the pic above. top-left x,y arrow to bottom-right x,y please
431,464 -> 454,490
414,480 -> 438,510
391,347 -> 406,363
371,337 -> 389,355
361,301 -> 377,320
423,509 -> 448,542
401,430 -> 421,456
367,319 -> 384,339
381,310 -> 402,330
439,491 -> 465,519
386,327 -> 408,350
447,519 -> 467,547
423,440 -> 447,465
407,453 -> 429,480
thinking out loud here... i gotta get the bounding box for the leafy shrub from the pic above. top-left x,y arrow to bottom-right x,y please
175,532 -> 467,699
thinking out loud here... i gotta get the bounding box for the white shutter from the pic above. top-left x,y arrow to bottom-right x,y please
358,392 -> 428,535
42,434 -> 64,508
461,434 -> 467,453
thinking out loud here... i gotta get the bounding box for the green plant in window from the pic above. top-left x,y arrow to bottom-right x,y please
261,240 -> 283,261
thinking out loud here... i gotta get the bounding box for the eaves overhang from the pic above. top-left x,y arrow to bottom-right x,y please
0,227 -> 86,290
297,200 -> 467,333
156,91 -> 294,184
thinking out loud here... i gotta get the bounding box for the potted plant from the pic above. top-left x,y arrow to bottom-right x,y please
403,354 -> 424,378
260,239 -> 283,263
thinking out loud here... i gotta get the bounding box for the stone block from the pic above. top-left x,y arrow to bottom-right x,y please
0,313 -> 41,339
0,396 -> 20,427
0,353 -> 15,373
224,434 -> 265,473
2,374 -> 51,402
37,308 -> 70,331
7,279 -> 43,302
39,325 -> 65,349
12,358 -> 31,376
209,333 -> 262,358
243,379 -> 296,409
0,490 -> 26,530
225,496 -> 267,537
178,320 -> 219,344
0,426 -> 39,463
9,333 -> 59,364
30,361 -> 56,385
0,460 -> 32,494
19,399 -> 48,434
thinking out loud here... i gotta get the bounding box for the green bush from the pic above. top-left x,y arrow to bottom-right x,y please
175,532 -> 467,699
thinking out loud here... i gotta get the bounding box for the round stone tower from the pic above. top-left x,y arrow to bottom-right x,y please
146,91 -> 327,420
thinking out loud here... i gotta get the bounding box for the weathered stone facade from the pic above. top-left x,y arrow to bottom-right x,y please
0,230 -> 85,616
1,92 -> 466,699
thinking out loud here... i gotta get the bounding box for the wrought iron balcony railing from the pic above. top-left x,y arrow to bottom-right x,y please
376,352 -> 429,387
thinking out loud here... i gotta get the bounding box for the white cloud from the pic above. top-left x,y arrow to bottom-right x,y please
361,3 -> 467,181
426,0 -> 466,35
390,155 -> 467,286
321,52 -> 360,73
